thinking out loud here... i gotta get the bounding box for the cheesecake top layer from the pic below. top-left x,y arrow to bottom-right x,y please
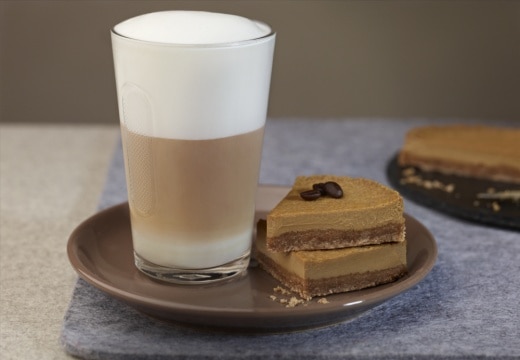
267,175 -> 404,236
403,125 -> 520,158
256,220 -> 407,280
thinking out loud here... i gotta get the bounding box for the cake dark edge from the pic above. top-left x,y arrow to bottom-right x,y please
398,150 -> 520,184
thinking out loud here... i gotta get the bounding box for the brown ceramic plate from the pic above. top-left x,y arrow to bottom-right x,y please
67,185 -> 437,332
387,154 -> 520,230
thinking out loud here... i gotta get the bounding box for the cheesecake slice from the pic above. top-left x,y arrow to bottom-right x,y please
255,220 -> 407,299
266,175 -> 405,252
398,125 -> 520,184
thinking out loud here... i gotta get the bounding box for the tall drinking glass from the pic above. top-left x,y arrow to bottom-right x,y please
111,11 -> 275,284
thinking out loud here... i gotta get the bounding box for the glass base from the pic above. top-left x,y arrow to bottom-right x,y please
134,251 -> 250,285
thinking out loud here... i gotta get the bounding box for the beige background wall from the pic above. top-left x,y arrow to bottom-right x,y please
1,0 -> 519,124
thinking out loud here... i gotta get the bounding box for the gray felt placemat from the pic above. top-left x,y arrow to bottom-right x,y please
61,118 -> 520,359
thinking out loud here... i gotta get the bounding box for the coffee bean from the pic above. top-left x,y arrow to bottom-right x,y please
323,181 -> 343,198
300,189 -> 322,201
312,183 -> 326,195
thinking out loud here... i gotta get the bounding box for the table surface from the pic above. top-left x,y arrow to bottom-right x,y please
0,124 -> 120,359
1,119 -> 519,360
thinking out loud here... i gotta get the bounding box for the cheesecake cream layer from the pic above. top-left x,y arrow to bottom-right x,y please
267,176 -> 405,251
398,125 -> 520,184
255,221 -> 407,299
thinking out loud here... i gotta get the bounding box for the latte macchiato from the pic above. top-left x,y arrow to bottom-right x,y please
121,124 -> 264,269
111,11 -> 275,282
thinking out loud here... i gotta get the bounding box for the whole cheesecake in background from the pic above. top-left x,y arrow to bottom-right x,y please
398,125 -> 520,184
266,175 -> 405,252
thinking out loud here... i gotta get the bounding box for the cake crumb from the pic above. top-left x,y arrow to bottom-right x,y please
477,190 -> 520,202
423,180 -> 433,189
286,297 -> 305,308
269,286 -> 310,307
402,167 -> 416,177
400,170 -> 455,193
273,286 -> 292,296
317,298 -> 329,304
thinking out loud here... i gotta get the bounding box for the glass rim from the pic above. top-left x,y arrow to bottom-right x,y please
111,20 -> 275,48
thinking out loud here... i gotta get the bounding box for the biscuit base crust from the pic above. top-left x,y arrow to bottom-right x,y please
255,250 -> 407,300
398,152 -> 520,184
267,221 -> 405,252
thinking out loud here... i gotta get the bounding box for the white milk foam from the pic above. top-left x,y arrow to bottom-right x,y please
112,11 -> 275,140
114,11 -> 270,44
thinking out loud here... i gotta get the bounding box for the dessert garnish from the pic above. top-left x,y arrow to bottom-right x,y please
299,189 -> 322,201
300,181 -> 343,201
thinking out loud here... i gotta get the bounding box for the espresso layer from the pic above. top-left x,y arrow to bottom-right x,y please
255,250 -> 407,300
267,221 -> 405,252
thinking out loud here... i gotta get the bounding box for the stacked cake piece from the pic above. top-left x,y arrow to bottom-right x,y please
254,175 -> 407,299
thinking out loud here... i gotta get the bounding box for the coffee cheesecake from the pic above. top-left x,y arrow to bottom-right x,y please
255,220 -> 407,299
398,125 -> 520,184
266,175 -> 405,252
